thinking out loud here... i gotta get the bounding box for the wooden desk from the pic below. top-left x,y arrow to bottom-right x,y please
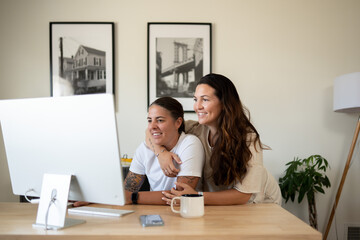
0,202 -> 321,240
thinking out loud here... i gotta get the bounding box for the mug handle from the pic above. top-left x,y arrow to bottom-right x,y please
171,197 -> 181,213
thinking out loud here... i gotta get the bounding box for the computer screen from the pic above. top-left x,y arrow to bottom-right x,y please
0,94 -> 125,206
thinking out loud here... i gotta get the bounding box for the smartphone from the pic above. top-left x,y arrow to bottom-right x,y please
140,214 -> 164,227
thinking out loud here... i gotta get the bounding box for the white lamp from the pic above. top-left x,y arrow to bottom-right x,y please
334,72 -> 360,112
324,72 -> 360,239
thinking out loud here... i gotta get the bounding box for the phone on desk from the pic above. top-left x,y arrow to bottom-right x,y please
140,215 -> 164,227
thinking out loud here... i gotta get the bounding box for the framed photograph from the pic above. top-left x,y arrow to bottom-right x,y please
148,23 -> 212,112
50,22 -> 114,96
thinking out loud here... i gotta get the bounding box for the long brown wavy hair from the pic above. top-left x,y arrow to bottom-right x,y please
197,73 -> 262,186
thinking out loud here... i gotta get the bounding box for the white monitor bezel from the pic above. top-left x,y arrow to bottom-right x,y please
0,94 -> 125,206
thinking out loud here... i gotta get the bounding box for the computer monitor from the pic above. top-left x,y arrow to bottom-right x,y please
0,94 -> 125,206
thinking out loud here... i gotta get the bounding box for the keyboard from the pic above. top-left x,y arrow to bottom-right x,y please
68,206 -> 134,217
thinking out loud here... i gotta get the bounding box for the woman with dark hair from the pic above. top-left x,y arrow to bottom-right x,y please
149,74 -> 281,205
124,96 -> 204,205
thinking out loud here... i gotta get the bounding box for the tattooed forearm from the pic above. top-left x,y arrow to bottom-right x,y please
124,171 -> 146,192
177,176 -> 199,189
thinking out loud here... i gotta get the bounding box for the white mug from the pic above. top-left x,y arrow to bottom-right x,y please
171,194 -> 204,218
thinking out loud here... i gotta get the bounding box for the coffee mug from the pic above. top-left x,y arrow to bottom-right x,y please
170,194 -> 204,218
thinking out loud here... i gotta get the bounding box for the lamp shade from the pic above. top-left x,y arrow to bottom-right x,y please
333,72 -> 360,113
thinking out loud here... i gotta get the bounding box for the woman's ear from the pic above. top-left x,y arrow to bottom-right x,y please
175,117 -> 183,129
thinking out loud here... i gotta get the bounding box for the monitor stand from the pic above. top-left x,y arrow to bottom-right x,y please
32,174 -> 86,230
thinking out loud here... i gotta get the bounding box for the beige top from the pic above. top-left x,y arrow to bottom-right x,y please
185,120 -> 282,205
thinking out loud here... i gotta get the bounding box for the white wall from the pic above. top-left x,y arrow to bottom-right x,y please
1,0 -> 359,238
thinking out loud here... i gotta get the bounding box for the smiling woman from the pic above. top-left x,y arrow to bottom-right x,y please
151,74 -> 282,206
193,83 -> 222,147
147,98 -> 184,151
123,97 -> 205,205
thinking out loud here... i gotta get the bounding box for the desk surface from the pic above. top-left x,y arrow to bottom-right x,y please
0,202 -> 321,240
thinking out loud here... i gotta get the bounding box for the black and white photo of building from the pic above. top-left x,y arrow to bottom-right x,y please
156,38 -> 203,98
58,38 -> 107,95
50,22 -> 114,97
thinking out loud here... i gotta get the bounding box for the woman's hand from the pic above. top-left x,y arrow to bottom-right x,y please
158,151 -> 181,177
145,128 -> 182,177
172,182 -> 198,195
161,191 -> 176,205
162,182 -> 199,205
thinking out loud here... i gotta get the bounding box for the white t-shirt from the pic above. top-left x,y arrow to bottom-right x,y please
130,132 -> 205,191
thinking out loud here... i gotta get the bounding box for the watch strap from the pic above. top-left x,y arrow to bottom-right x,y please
131,192 -> 139,204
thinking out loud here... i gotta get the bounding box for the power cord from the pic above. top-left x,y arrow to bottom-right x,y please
24,189 -> 40,204
44,189 -> 57,230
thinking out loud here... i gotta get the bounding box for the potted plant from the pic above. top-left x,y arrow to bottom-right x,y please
279,154 -> 331,229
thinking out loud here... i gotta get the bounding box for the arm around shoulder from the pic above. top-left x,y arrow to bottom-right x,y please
176,134 -> 205,176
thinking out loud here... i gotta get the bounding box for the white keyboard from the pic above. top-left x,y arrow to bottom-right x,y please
68,206 -> 134,217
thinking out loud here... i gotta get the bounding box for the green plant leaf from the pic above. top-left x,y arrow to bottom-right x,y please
298,188 -> 306,203
290,193 -> 295,202
279,154 -> 331,204
323,176 -> 331,187
314,186 -> 325,194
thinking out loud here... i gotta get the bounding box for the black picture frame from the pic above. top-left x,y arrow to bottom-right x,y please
147,22 -> 212,112
50,22 -> 115,96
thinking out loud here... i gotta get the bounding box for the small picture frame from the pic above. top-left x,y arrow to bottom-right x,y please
50,22 -> 115,96
147,22 -> 212,112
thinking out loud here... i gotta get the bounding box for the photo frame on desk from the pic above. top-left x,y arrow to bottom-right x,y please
50,22 -> 115,96
147,23 -> 212,112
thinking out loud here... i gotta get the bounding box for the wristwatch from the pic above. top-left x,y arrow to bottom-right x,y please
131,192 -> 139,204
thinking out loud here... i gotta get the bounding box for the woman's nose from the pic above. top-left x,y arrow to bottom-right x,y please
194,100 -> 203,110
149,121 -> 157,129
